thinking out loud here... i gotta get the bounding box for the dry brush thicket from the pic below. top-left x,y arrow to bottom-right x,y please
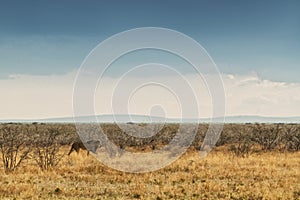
0,123 -> 299,173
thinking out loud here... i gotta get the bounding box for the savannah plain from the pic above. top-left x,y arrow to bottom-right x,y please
0,123 -> 299,199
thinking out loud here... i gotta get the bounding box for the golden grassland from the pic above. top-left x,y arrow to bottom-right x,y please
0,147 -> 299,200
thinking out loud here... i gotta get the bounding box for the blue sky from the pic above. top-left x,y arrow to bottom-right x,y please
0,1 -> 300,120
0,0 -> 299,82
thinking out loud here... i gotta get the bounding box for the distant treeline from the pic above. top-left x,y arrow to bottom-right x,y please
0,123 -> 299,173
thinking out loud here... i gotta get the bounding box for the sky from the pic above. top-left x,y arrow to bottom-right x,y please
0,0 -> 299,120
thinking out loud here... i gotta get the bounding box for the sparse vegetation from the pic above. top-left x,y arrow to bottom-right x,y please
31,125 -> 65,170
0,124 -> 31,173
0,122 -> 299,199
228,124 -> 254,157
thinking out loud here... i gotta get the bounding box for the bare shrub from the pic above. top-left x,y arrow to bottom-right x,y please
0,124 -> 32,173
31,126 -> 65,170
229,124 -> 253,157
216,124 -> 235,147
253,123 -> 282,151
280,124 -> 300,152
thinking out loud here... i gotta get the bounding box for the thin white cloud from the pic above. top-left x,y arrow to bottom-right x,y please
0,72 -> 76,120
0,71 -> 299,120
223,73 -> 300,117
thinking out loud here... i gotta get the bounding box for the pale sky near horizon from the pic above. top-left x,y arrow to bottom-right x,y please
0,0 -> 299,120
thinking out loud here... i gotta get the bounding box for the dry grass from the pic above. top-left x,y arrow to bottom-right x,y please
0,147 -> 299,200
